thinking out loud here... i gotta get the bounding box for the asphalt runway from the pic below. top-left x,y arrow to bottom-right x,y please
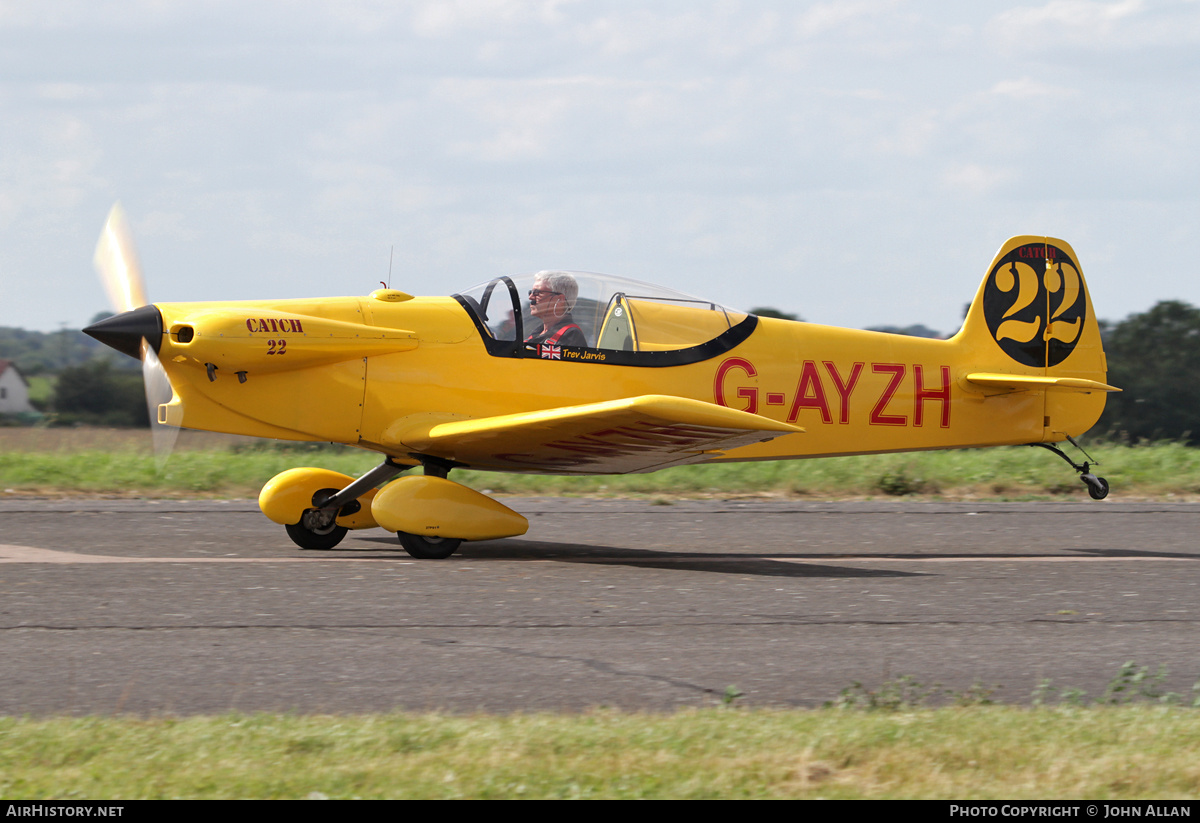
2,497 -> 1199,714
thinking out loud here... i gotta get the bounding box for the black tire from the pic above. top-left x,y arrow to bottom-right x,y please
397,531 -> 461,559
1086,476 -> 1110,501
285,521 -> 348,550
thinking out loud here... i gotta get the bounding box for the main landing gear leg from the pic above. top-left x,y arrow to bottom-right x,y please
1031,437 -> 1110,500
289,457 -> 410,550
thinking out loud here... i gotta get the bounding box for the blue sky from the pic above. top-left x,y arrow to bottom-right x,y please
3,0 -> 1198,334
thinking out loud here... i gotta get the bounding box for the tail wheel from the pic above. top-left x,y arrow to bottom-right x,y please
1084,475 -> 1110,500
397,532 -> 461,559
285,522 -> 348,550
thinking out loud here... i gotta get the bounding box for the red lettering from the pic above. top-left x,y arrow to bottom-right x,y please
245,317 -> 304,333
913,365 -> 951,428
823,361 -> 864,425
869,364 -> 907,426
787,360 -> 831,424
714,357 -> 758,414
1017,245 -> 1054,260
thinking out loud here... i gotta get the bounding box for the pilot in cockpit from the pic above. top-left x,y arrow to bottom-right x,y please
525,271 -> 588,348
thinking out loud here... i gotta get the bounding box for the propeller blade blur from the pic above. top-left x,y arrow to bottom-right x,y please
91,202 -> 180,467
142,341 -> 181,467
94,202 -> 148,313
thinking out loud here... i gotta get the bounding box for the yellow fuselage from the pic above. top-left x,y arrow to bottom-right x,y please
152,284 -> 1107,472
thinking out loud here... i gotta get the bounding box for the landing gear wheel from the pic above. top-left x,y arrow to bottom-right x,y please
1083,475 -> 1110,501
397,532 -> 461,559
285,521 -> 348,550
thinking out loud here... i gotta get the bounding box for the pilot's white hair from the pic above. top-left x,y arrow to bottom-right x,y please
534,270 -> 578,310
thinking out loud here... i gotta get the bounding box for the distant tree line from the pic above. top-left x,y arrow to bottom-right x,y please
866,323 -> 944,339
0,314 -> 137,375
1,314 -> 145,426
749,307 -> 802,322
1096,300 -> 1200,443
52,360 -> 149,427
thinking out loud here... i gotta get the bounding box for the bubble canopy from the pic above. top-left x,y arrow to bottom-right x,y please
453,271 -> 757,367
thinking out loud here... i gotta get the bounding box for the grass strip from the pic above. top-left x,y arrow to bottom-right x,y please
2,707 -> 1199,799
3,440 -> 1200,500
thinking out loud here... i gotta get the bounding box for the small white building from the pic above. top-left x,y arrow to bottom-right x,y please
0,360 -> 38,415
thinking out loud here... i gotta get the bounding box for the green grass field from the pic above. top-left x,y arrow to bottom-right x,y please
2,428 -> 1198,500
5,663 -> 1200,798
4,705 -> 1200,799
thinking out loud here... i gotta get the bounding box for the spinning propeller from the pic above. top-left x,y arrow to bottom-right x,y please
84,203 -> 182,465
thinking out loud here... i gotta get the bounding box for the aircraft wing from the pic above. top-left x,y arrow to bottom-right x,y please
965,373 -> 1120,393
400,395 -> 804,474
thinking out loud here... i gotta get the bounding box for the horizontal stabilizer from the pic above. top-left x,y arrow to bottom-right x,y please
966,373 -> 1120,393
400,395 -> 803,474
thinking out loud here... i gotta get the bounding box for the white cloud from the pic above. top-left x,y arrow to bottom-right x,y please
34,83 -> 96,102
794,0 -> 903,38
941,162 -> 1013,196
999,0 -> 1144,30
990,77 -> 1076,98
411,0 -> 571,38
988,0 -> 1200,53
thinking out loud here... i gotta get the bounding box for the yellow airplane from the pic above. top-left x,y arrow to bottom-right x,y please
85,204 -> 1118,558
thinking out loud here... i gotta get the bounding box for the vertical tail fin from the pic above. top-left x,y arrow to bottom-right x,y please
954,236 -> 1116,440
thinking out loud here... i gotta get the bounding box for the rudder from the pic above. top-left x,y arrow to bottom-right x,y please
954,236 -> 1115,442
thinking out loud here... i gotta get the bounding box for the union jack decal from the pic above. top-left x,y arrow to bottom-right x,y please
539,344 -> 562,359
